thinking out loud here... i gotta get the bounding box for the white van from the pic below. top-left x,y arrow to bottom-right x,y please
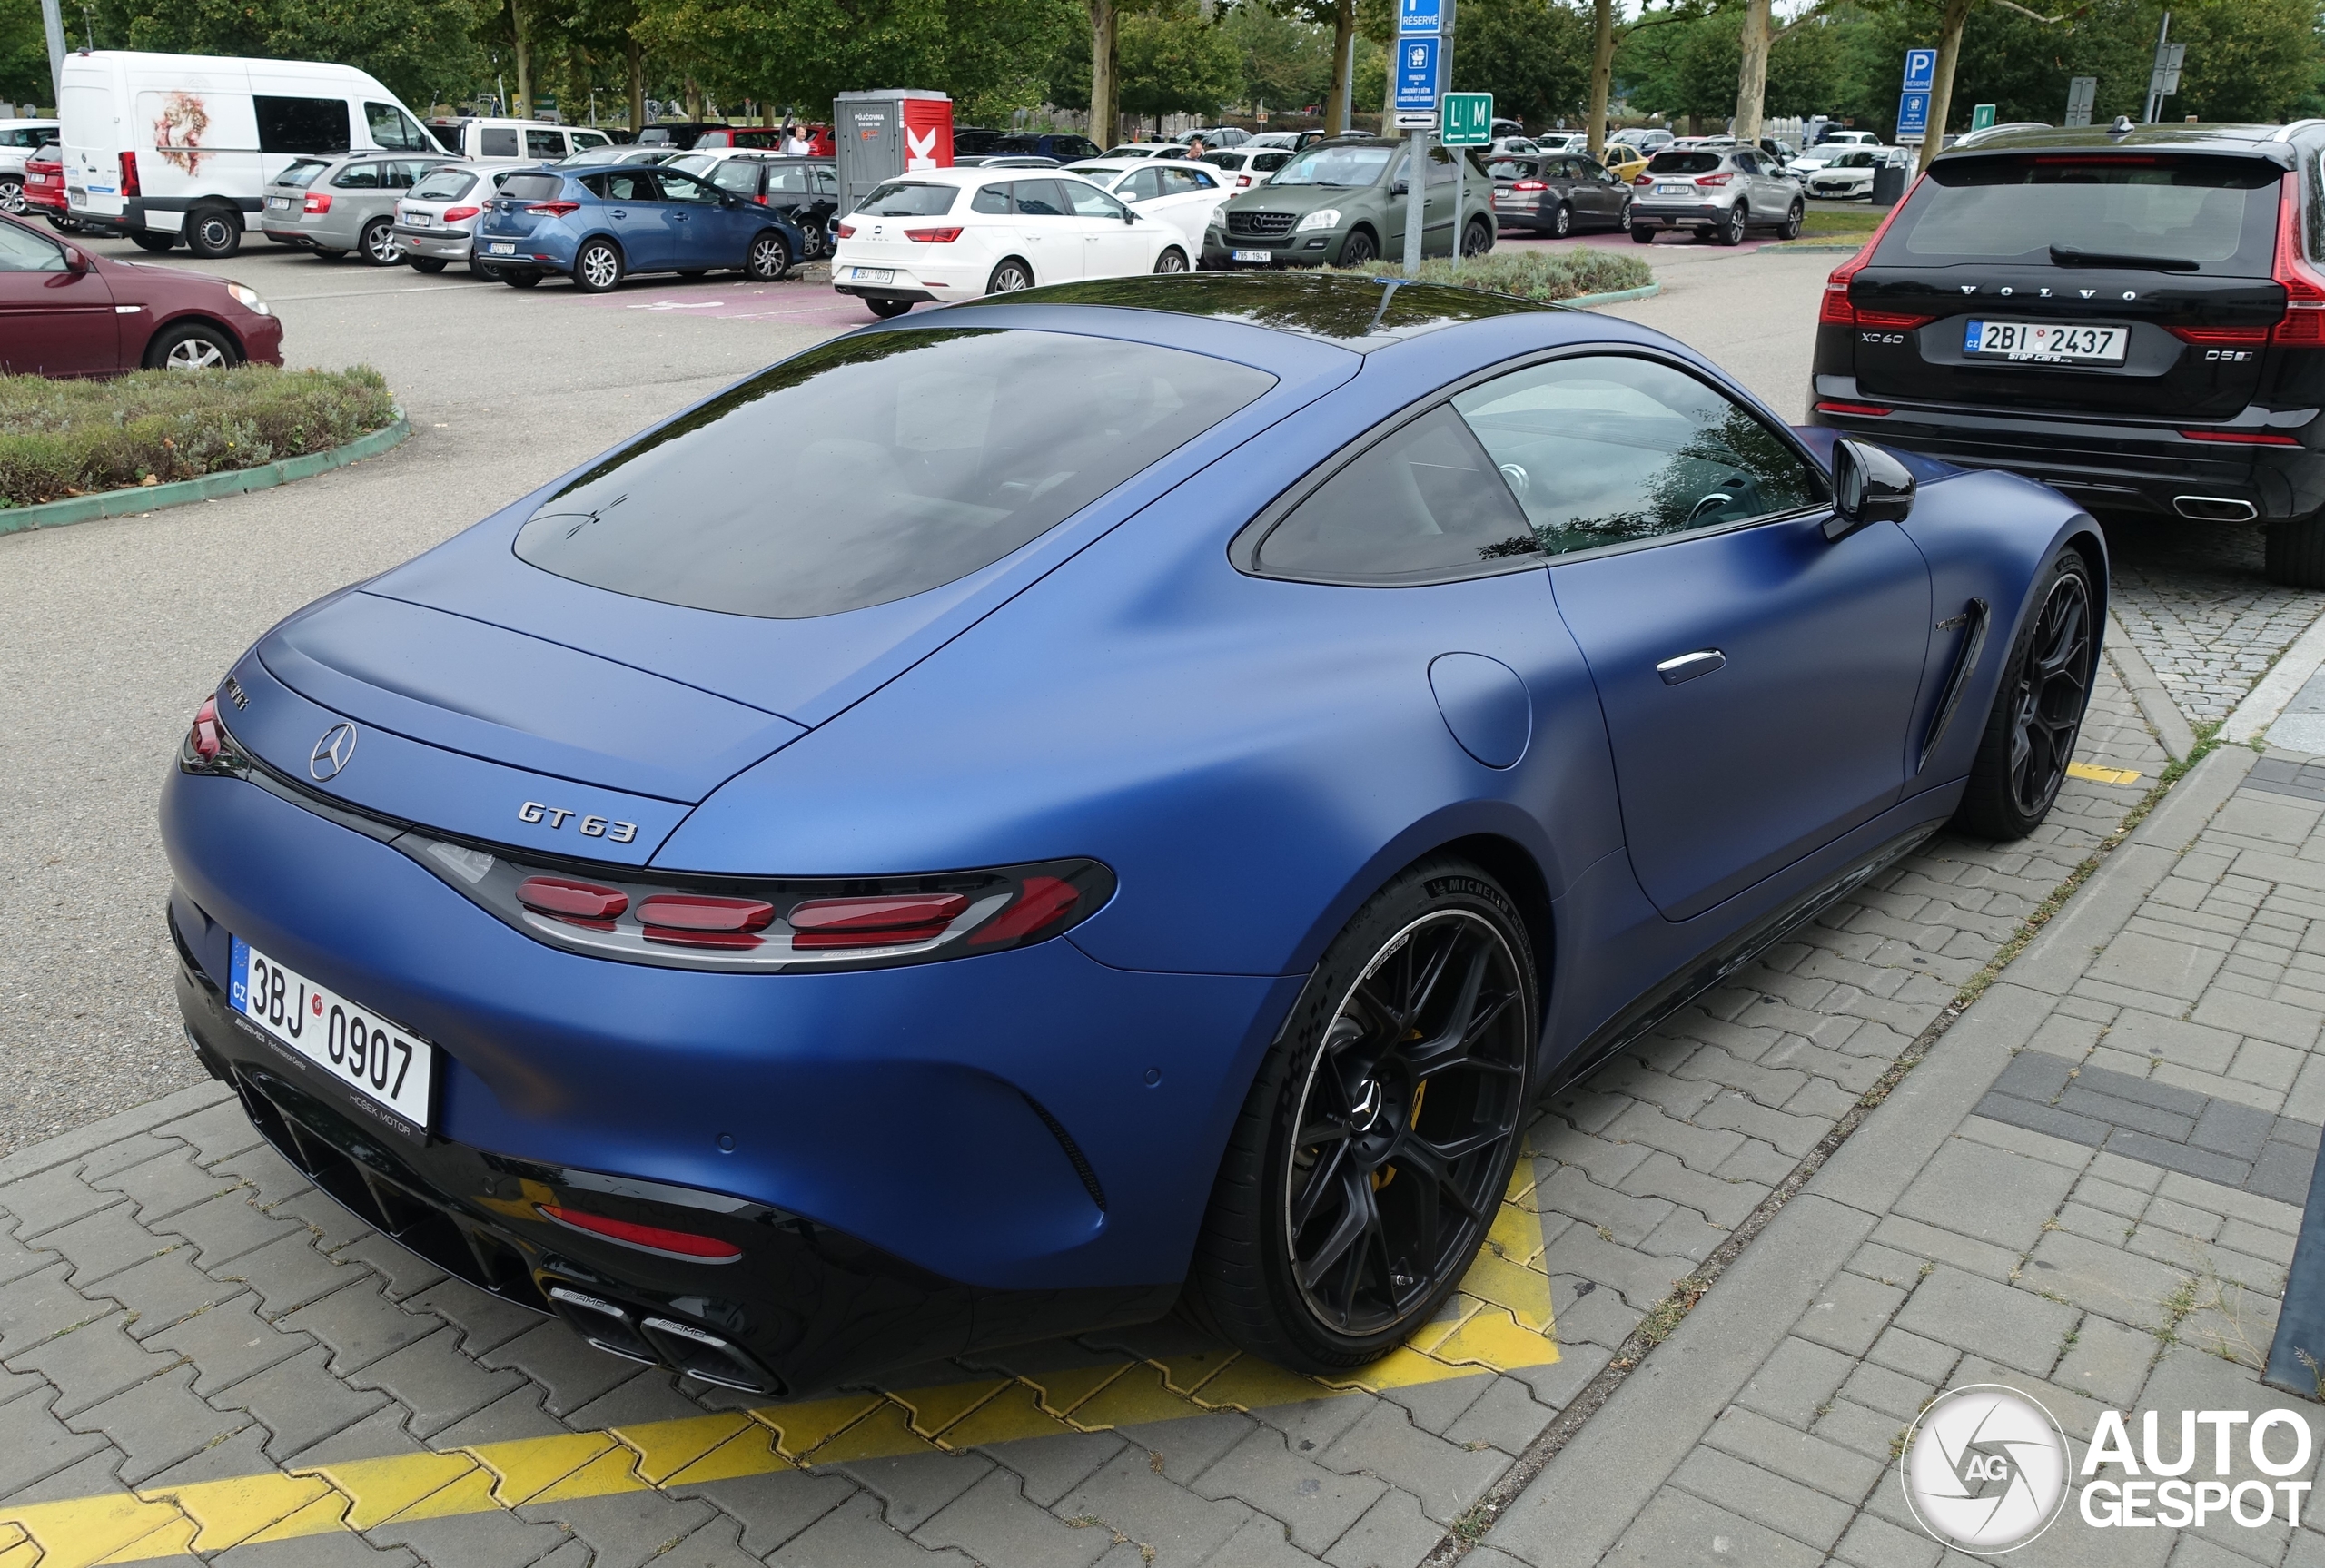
423,117 -> 614,164
57,50 -> 434,257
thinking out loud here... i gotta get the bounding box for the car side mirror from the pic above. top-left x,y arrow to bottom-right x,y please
1123,209 -> 1136,222
1826,438 -> 1914,540
1391,180 -> 1409,195
62,246 -> 89,273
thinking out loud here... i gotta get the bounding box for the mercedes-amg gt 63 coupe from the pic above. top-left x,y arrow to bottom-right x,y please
165,273 -> 2102,1396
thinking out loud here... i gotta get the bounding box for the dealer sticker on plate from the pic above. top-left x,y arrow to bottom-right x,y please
230,937 -> 435,1129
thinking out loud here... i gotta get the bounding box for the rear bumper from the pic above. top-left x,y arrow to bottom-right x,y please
1806,398 -> 2325,522
1629,201 -> 1733,227
393,225 -> 475,261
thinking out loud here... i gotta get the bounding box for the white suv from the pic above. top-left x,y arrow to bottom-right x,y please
1628,145 -> 1802,246
0,120 -> 61,213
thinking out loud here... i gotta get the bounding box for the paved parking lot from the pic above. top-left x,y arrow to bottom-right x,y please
8,230 -> 2325,1568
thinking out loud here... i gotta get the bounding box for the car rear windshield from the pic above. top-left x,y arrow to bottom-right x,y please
1646,152 -> 1722,175
856,181 -> 957,216
1271,144 -> 1394,187
1875,153 -> 2283,274
500,173 -> 566,202
1486,161 -> 1536,179
411,168 -> 476,200
275,160 -> 331,189
513,329 -> 1277,618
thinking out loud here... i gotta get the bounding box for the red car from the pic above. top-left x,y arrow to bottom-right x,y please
22,143 -> 67,224
0,212 -> 284,376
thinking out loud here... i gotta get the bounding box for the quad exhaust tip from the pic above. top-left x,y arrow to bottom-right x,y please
547,1285 -> 783,1395
2174,495 -> 2260,522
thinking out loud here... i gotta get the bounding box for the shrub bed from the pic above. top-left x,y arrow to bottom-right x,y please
0,366 -> 399,509
1322,246 -> 1654,302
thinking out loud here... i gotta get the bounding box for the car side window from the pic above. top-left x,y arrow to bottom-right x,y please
710,161 -> 759,195
814,167 -> 839,196
660,172 -> 721,204
481,126 -> 520,159
1119,168 -> 1161,201
1012,180 -> 1071,216
1734,152 -> 1759,174
256,96 -> 351,155
333,162 -> 381,189
1427,145 -> 1458,184
971,183 -> 1012,213
1252,405 -> 1536,584
365,103 -> 430,152
0,222 -> 66,271
586,171 -> 654,202
527,129 -> 563,159
1064,181 -> 1128,219
1449,355 -> 1825,557
764,165 -> 809,194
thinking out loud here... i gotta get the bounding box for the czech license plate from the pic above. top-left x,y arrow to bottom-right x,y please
487,242 -> 516,254
1964,319 -> 2129,365
1232,250 -> 1271,262
230,937 -> 436,1130
406,212 -> 430,225
267,196 -> 290,211
1655,182 -> 1689,195
850,266 -> 894,282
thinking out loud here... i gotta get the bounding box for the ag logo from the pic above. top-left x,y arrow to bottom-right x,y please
1901,1385 -> 2071,1553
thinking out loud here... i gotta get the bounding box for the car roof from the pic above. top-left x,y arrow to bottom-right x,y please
954,272 -> 1552,353
879,165 -> 1101,188
1931,121 -> 2310,165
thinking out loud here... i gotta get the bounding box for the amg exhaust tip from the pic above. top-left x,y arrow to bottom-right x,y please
2174,495 -> 2260,522
546,1285 -> 785,1395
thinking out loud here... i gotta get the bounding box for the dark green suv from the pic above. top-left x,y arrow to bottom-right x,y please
1200,136 -> 1496,270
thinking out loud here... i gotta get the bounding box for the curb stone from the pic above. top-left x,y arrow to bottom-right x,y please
2105,610 -> 2198,761
0,411 -> 411,538
1566,281 -> 1661,309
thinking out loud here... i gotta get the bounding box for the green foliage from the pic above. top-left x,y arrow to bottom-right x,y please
0,365 -> 397,508
1620,4 -> 1845,127
85,0 -> 494,110
1118,1 -> 1242,119
1223,0 -> 1335,113
1455,0 -> 1592,126
1,0 -> 52,108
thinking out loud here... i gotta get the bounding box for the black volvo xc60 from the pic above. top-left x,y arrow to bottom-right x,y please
1806,122 -> 2325,586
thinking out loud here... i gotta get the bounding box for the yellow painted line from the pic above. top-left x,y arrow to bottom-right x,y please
0,1163 -> 1560,1564
2067,762 -> 2143,785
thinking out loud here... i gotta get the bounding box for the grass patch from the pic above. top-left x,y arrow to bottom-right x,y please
1324,246 -> 1653,302
1801,207 -> 1884,237
0,365 -> 398,509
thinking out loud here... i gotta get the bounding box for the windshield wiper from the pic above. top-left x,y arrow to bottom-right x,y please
2050,245 -> 2201,271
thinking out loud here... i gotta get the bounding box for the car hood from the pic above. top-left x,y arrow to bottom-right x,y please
1224,182 -> 1376,212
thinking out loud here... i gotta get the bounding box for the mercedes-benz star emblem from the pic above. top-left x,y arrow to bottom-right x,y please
310,723 -> 359,782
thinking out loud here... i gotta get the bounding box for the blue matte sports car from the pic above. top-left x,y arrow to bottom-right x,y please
164,274 -> 2102,1395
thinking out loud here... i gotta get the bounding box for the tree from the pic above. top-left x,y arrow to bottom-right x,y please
1454,0 -> 1590,128
1223,0 -> 1335,113
1118,0 -> 1241,126
1,0 -> 52,107
97,0 -> 493,109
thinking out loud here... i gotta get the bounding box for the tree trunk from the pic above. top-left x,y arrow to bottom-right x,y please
626,36 -> 643,135
1917,0 -> 1972,173
1326,0 -> 1355,135
1732,0 -> 1770,146
1088,0 -> 1118,150
1587,0 -> 1614,156
509,0 -> 532,121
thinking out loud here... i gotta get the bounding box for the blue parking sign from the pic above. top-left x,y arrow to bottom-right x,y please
1903,48 -> 1936,91
1394,35 -> 1440,113
1896,89 -> 1930,139
1399,0 -> 1441,35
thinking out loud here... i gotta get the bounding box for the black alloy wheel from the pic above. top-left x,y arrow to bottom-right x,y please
359,218 -> 401,266
1338,227 -> 1378,266
1779,199 -> 1804,241
1153,246 -> 1190,273
1549,202 -> 1571,238
1462,217 -> 1493,258
1187,858 -> 1536,1369
185,205 -> 241,259
746,231 -> 791,281
984,258 -> 1034,294
1954,549 -> 2097,840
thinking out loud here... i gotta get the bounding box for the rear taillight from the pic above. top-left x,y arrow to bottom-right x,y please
2169,325 -> 2269,344
1695,172 -> 1733,187
303,192 -> 331,214
406,844 -> 1114,973
1855,310 -> 1934,330
1237,174 -> 1252,186
2181,429 -> 2301,446
187,696 -> 221,761
1633,173 -> 1653,186
905,226 -> 963,243
526,201 -> 581,218
441,205 -> 480,222
180,692 -> 250,777
2272,175 -> 2325,345
1818,181 -> 1922,329
538,1207 -> 742,1261
835,222 -> 856,239
1815,399 -> 1894,417
1511,179 -> 1548,192
118,151 -> 139,198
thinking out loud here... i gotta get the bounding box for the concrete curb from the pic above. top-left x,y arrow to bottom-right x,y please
1566,281 -> 1662,308
1762,240 -> 1865,253
2224,606 -> 2325,744
0,411 -> 411,538
2106,610 -> 2199,761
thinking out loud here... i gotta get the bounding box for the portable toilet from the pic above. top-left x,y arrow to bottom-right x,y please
832,89 -> 953,215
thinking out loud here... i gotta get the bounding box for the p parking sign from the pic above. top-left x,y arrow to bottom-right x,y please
1440,92 -> 1491,147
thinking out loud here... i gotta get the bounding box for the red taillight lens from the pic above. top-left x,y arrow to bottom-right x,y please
967,877 -> 1082,947
188,695 -> 221,761
303,192 -> 331,214
1855,310 -> 1934,330
2169,325 -> 2270,344
516,877 -> 628,922
2181,429 -> 2301,446
526,201 -> 581,218
636,895 -> 777,949
1511,179 -> 1548,192
441,205 -> 480,222
2272,175 -> 2325,345
1695,172 -> 1733,187
538,1207 -> 742,1261
118,151 -> 139,198
1815,399 -> 1894,418
1238,174 -> 1252,186
787,893 -> 970,949
1633,173 -> 1653,186
905,226 -> 962,243
835,222 -> 856,239
1818,178 -> 1922,329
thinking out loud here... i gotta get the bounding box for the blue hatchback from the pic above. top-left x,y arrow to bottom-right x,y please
163,274 -> 2102,1396
476,164 -> 804,292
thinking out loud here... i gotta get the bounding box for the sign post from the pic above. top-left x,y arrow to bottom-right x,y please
1393,33 -> 1435,278
1895,47 -> 1936,146
1440,92 -> 1490,271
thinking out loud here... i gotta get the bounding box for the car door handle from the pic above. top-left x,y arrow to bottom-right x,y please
610,209 -> 627,217
1657,649 -> 1726,685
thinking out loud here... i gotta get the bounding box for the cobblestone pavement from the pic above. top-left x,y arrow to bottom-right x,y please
2106,517 -> 2325,727
0,649 -> 2180,1566
1473,742 -> 2325,1568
